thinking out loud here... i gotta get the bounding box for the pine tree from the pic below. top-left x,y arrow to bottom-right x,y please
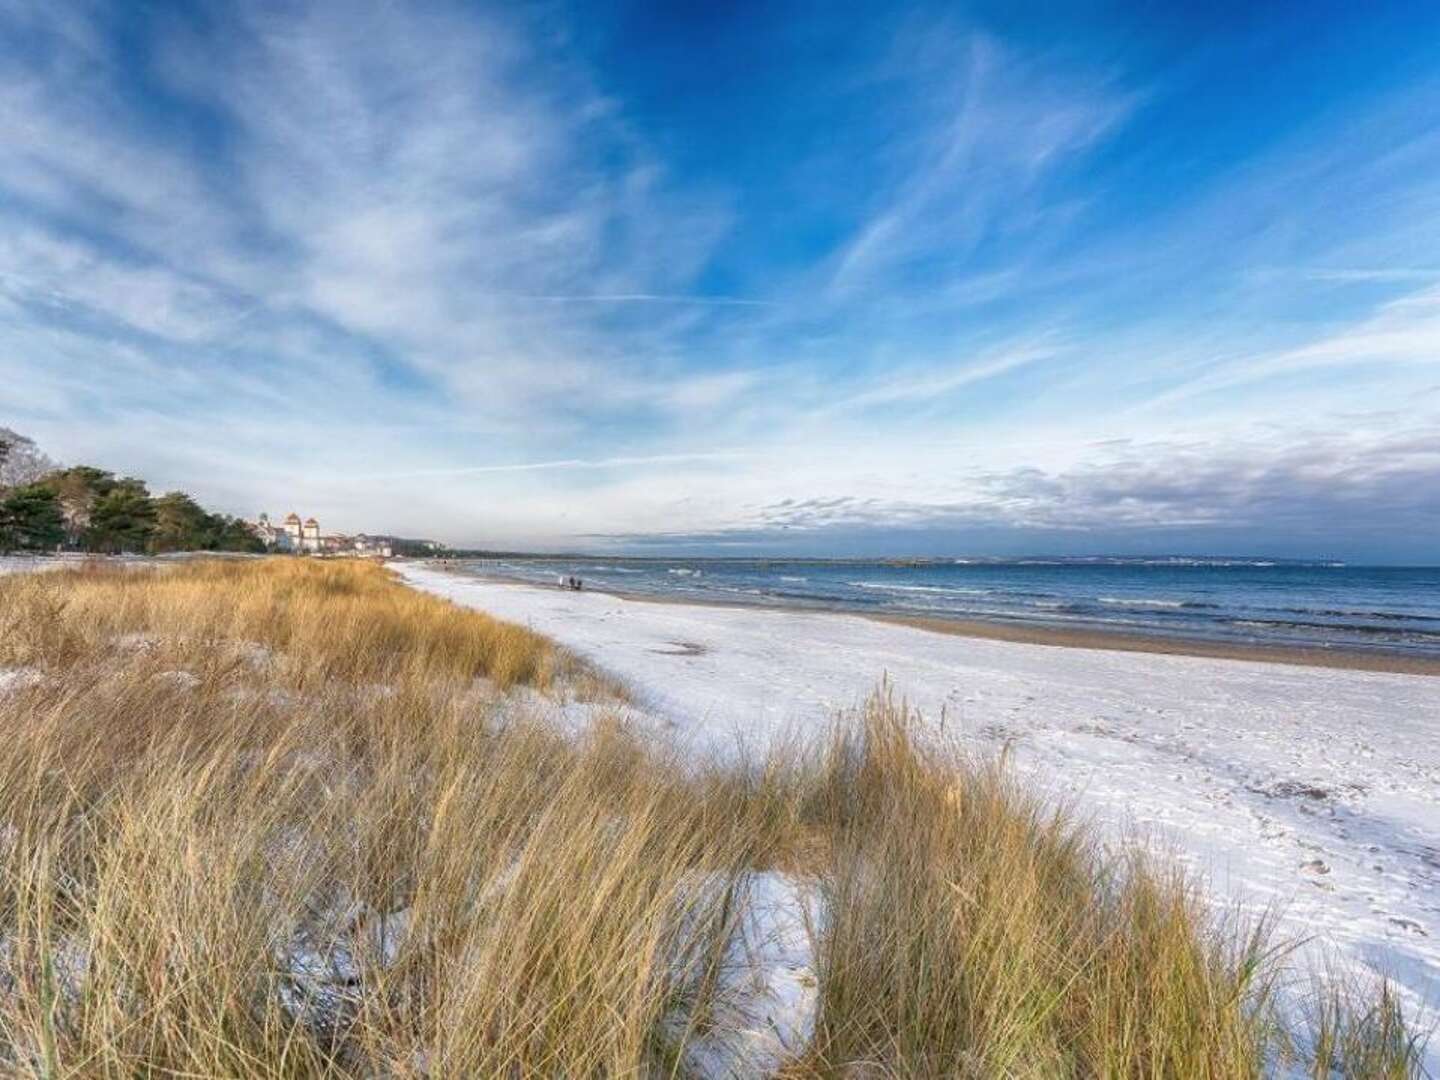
0,484 -> 65,551
210,515 -> 266,553
2,433 -> 277,557
86,478 -> 155,554
150,491 -> 211,553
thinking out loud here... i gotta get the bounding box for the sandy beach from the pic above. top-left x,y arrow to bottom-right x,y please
567,576 -> 1440,676
400,561 -> 1440,1045
868,613 -> 1440,675
432,557 -> 1440,677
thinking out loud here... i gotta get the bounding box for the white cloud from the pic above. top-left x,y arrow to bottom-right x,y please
829,32 -> 1136,292
1147,284 -> 1440,407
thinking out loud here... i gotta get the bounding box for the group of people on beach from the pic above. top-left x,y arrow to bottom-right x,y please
557,575 -> 583,591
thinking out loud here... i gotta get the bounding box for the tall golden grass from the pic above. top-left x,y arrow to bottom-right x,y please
0,558 -> 1426,1077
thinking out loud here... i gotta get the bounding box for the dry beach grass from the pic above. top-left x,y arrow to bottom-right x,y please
0,558 -> 1426,1076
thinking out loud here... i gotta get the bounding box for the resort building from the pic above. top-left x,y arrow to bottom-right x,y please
251,512 -> 393,558
252,513 -> 294,552
352,534 -> 394,558
260,512 -> 319,553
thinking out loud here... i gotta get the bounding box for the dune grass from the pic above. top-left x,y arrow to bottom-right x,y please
0,557 -> 1426,1077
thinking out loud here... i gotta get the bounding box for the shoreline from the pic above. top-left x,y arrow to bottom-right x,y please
430,563 -> 1440,676
865,612 -> 1440,675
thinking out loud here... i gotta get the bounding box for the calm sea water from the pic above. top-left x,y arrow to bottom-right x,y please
457,556 -> 1440,658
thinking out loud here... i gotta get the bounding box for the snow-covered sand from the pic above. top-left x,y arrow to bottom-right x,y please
0,555 -> 63,575
400,562 -> 1440,1042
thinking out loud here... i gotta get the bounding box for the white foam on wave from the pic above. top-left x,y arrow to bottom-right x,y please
1098,596 -> 1186,608
849,582 -> 991,596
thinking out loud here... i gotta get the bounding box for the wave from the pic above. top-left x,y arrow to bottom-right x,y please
849,582 -> 993,596
1091,597 -> 1227,611
1015,556 -> 1288,567
1097,596 -> 1186,609
1227,617 -> 1440,640
1264,606 -> 1440,623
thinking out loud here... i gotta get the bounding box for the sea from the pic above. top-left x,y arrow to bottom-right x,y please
454,556 -> 1440,659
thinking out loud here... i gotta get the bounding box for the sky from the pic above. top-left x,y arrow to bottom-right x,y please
2,1 -> 1439,562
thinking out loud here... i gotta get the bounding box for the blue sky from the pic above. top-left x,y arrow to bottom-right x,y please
2,1 -> 1438,561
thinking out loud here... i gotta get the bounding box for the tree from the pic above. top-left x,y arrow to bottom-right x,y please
0,484 -> 65,552
86,477 -> 155,554
0,428 -> 57,489
209,515 -> 266,554
45,466 -> 115,547
150,491 -> 212,553
5,447 -> 264,556
147,493 -> 265,554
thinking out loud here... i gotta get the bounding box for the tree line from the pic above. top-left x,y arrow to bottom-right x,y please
0,429 -> 263,555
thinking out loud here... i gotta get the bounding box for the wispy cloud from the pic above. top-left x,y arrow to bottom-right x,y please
829,32 -> 1136,294
1146,284 -> 1440,408
503,294 -> 776,307
361,450 -> 751,479
1300,268 -> 1440,283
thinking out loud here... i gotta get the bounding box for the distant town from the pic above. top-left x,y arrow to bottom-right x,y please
251,512 -> 443,559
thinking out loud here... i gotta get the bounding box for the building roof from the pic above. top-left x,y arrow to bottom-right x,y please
283,512 -> 301,523
303,517 -> 319,527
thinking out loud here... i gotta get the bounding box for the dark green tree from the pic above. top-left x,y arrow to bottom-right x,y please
0,483 -> 65,551
86,477 -> 155,554
150,491 -> 212,553
209,515 -> 266,553
17,456 -> 263,556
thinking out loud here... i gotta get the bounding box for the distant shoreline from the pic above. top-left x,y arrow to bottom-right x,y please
430,562 -> 1440,677
863,612 -> 1440,675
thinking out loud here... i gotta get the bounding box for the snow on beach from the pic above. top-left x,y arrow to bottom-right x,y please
399,561 -> 1440,1044
0,555 -> 65,576
0,553 -> 166,577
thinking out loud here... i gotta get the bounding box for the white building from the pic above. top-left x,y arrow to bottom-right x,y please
252,511 -> 321,553
252,513 -> 295,552
252,512 -> 391,558
353,534 -> 394,558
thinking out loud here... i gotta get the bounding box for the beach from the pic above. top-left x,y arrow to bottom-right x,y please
868,613 -> 1440,675
453,555 -> 1440,669
590,585 -> 1440,676
399,561 -> 1440,1036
